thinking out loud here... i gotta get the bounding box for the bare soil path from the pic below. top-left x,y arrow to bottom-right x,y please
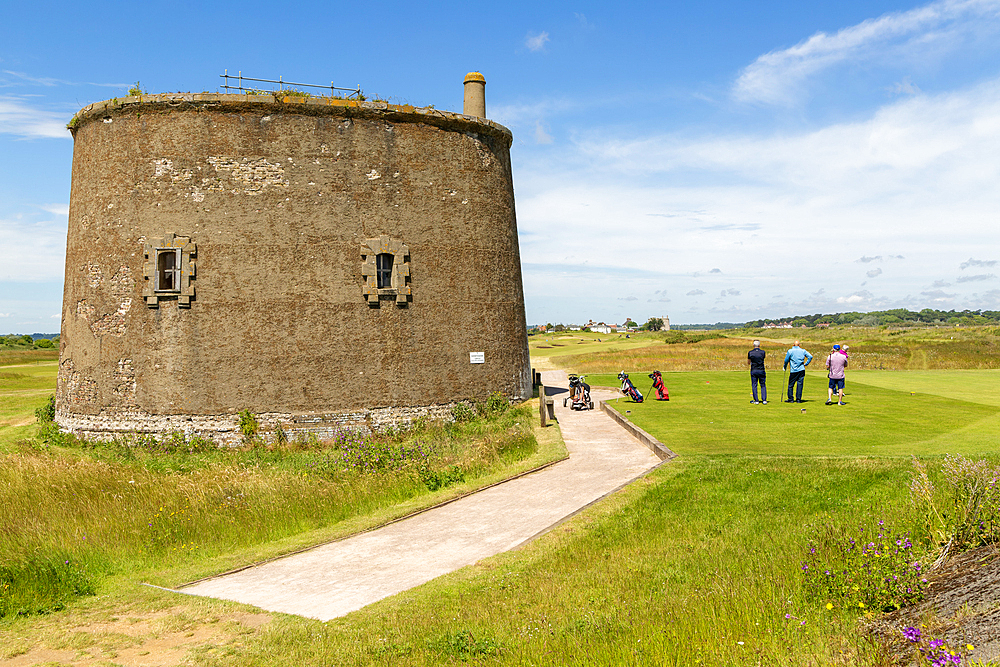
179,370 -> 663,620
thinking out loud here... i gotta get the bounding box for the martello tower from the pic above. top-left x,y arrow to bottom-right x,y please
57,74 -> 531,443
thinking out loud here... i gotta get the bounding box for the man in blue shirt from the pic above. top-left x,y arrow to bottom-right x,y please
783,341 -> 813,403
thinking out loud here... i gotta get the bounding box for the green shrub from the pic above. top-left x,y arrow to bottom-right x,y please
35,395 -> 55,423
663,330 -> 688,344
238,409 -> 260,446
484,392 -> 509,417
420,464 -> 465,491
452,402 -> 476,423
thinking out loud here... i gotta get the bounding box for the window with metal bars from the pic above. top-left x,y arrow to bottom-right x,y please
376,253 -> 393,289
155,248 -> 181,292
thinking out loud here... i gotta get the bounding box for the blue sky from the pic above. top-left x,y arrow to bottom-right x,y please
2,0 -> 1000,330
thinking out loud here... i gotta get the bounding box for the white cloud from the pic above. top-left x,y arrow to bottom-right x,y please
733,0 -> 1000,105
956,273 -> 996,282
0,96 -> 70,139
525,31 -> 550,52
889,77 -> 922,96
836,291 -> 873,304
0,313 -> 10,318
534,120 -> 553,144
867,268 -> 883,278
39,204 -> 69,216
971,289 -> 1000,307
0,216 -> 68,281
490,99 -> 576,128
960,257 -> 997,269
520,76 -> 1000,322
921,289 -> 956,301
1,70 -> 129,89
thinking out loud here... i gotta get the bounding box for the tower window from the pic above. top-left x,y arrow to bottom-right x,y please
155,248 -> 181,292
376,253 -> 393,289
360,236 -> 410,306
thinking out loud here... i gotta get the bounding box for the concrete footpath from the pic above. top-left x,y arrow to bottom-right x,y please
180,370 -> 663,620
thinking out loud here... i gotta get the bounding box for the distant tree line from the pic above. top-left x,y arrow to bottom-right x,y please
0,334 -> 59,349
746,308 -> 1000,328
672,322 -> 744,330
529,308 -> 1000,334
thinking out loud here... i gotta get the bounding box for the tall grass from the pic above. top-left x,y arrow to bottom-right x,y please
0,349 -> 58,366
0,403 -> 541,617
555,326 -> 1000,374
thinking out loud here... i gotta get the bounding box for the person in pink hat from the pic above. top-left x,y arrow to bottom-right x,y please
825,344 -> 848,405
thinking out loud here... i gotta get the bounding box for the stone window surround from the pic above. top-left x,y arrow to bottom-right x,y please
361,236 -> 411,306
143,234 -> 196,308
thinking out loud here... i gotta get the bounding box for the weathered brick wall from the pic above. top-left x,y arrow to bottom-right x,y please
55,402 -> 458,447
57,94 -> 530,440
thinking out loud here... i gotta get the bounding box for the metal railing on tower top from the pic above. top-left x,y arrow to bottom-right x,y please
220,71 -> 364,99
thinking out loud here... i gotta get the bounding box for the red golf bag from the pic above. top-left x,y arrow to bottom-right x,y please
648,370 -> 669,401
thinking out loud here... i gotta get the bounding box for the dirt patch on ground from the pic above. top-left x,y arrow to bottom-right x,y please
866,544 -> 1000,664
1,605 -> 271,666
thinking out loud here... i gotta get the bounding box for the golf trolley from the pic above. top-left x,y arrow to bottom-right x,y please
564,374 -> 595,410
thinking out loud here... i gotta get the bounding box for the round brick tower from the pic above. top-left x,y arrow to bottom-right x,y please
57,81 -> 530,443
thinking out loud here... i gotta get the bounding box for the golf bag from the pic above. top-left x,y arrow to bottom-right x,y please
564,374 -> 594,410
618,371 -> 644,403
648,370 -> 669,401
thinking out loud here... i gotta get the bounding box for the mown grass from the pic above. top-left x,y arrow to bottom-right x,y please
0,360 -> 58,445
588,371 -> 1000,458
851,369 -> 1000,407
528,331 -> 663,359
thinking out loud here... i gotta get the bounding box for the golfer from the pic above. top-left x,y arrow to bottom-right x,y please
747,339 -> 767,404
783,341 -> 813,403
825,344 -> 848,405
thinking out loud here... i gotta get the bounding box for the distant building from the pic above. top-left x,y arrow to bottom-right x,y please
661,316 -> 670,331
591,324 -> 614,334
